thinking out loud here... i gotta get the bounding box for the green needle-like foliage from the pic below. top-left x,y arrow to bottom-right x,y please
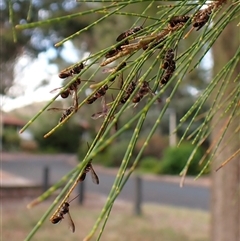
8,0 -> 240,240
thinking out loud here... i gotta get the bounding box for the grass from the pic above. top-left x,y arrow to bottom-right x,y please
2,193 -> 210,241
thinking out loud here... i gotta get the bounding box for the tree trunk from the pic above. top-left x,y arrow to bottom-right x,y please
211,13 -> 240,241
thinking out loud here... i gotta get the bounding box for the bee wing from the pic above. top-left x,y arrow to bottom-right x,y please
102,68 -> 114,73
119,72 -> 124,89
91,111 -> 107,120
149,89 -> 161,103
50,87 -> 63,94
47,107 -> 67,112
65,212 -> 75,233
81,79 -> 95,83
72,89 -> 79,110
90,166 -> 99,184
92,98 -> 109,119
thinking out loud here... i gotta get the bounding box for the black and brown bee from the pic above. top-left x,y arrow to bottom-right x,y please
87,85 -> 109,104
161,49 -> 175,70
104,20 -> 146,60
47,106 -> 75,123
103,61 -> 127,82
58,63 -> 84,79
192,8 -> 212,31
51,78 -> 81,99
78,161 -> 99,184
168,15 -> 190,28
50,202 -> 75,232
132,80 -> 161,105
116,25 -> 143,42
160,48 -> 176,86
121,81 -> 137,104
132,81 -> 152,103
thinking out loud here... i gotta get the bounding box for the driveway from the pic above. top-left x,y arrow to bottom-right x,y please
1,152 -> 210,211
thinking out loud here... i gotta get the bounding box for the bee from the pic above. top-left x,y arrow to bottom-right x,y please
184,4 -> 217,39
192,8 -> 212,31
161,49 -> 175,70
120,70 -> 143,104
59,106 -> 75,122
103,62 -> 127,74
160,48 -> 176,86
50,192 -> 84,232
167,60 -> 176,73
58,54 -> 91,79
116,26 -> 143,42
78,161 -> 99,184
103,61 -> 127,82
168,15 -> 190,28
50,79 -> 80,113
105,48 -> 120,59
116,18 -> 147,42
51,78 -> 81,99
105,41 -> 129,59
92,96 -> 118,131
160,65 -> 176,86
47,106 -> 75,123
87,85 -> 109,104
120,81 -> 137,104
133,80 -> 162,105
132,81 -> 152,103
160,72 -> 173,86
91,97 -> 109,120
59,63 -> 84,79
50,201 -> 75,232
50,77 -> 94,110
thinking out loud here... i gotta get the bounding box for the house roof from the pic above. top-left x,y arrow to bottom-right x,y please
2,115 -> 26,127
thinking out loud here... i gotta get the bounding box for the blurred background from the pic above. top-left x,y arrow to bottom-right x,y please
1,1 -> 239,241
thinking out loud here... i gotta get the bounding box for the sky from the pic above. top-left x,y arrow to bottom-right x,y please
1,40 -> 213,113
1,42 -> 80,112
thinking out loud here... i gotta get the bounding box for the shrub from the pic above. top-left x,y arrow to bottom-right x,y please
159,142 -> 205,175
32,114 -> 83,153
2,128 -> 21,151
97,140 -> 131,167
135,134 -> 169,159
138,156 -> 161,174
78,139 -> 136,167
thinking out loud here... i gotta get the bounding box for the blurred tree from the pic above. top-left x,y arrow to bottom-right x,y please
2,127 -> 21,151
211,14 -> 240,241
31,111 -> 84,153
0,0 -> 98,95
1,1 -> 208,145
4,2 -> 239,240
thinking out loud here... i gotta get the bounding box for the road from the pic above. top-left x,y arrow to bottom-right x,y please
1,153 -> 210,211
